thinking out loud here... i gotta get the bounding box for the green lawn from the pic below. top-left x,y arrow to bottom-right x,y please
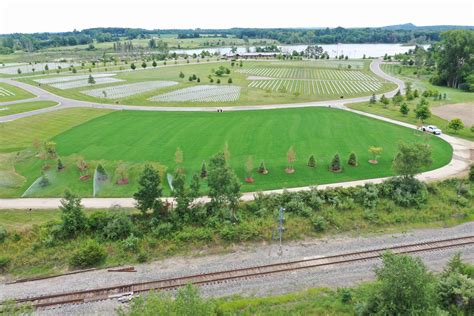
19,60 -> 396,107
0,82 -> 36,102
0,101 -> 57,117
0,107 -> 112,153
5,107 -> 452,198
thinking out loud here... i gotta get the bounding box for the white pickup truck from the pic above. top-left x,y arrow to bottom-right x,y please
421,125 -> 442,135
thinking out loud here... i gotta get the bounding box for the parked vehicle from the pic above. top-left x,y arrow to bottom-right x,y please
421,125 -> 442,135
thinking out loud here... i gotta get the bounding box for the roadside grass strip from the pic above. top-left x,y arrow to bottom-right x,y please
0,87 -> 15,96
34,73 -> 117,85
149,85 -> 241,102
248,79 -> 383,95
50,77 -> 125,90
0,62 -> 81,75
81,80 -> 178,99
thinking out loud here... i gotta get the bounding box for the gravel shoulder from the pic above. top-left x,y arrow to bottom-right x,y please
2,222 -> 473,306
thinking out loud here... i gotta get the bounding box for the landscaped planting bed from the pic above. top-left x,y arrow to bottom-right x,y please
34,73 -> 116,85
0,86 -> 14,97
81,80 -> 178,99
150,85 -> 241,102
0,62 -> 80,75
50,77 -> 125,90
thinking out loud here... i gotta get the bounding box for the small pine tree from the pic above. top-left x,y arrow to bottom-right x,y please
216,78 -> 221,84
179,71 -> 185,78
400,102 -> 409,116
330,154 -> 341,171
188,76 -> 193,81
200,161 -> 207,178
413,89 -> 419,98
152,60 -> 157,67
96,164 -> 107,180
307,155 -> 316,168
258,161 -> 268,174
130,63 -> 136,70
39,172 -> 50,187
228,78 -> 233,84
369,93 -> 377,104
88,74 -> 96,84
141,61 -> 147,69
57,158 -> 65,171
197,77 -> 200,83
348,152 -> 357,166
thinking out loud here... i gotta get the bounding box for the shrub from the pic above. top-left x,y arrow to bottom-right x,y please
307,155 -> 316,168
38,173 -> 50,187
347,152 -> 357,166
103,212 -> 133,241
57,158 -> 65,171
96,164 -> 107,180
69,240 -> 107,268
0,256 -> 11,272
0,226 -> 7,243
360,183 -> 379,210
200,161 -> 207,178
228,78 -> 232,83
469,165 -> 474,182
330,154 -> 341,171
137,252 -> 148,263
151,222 -> 174,239
121,234 -> 140,252
312,216 -> 327,232
381,177 -> 428,207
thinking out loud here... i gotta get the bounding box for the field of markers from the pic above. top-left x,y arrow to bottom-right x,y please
0,86 -> 14,97
150,85 -> 241,102
272,60 -> 365,69
81,80 -> 178,99
239,64 -> 384,96
0,62 -> 80,75
33,74 -> 124,90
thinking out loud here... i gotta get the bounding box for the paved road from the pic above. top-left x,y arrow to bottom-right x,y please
0,59 -> 472,209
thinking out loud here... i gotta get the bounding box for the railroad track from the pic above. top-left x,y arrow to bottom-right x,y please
5,235 -> 474,310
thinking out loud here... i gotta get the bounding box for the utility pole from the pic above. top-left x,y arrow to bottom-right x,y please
277,207 -> 285,256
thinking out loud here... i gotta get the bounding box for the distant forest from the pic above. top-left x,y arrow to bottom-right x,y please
1,25 -> 473,53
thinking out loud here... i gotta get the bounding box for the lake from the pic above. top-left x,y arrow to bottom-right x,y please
172,43 -> 426,58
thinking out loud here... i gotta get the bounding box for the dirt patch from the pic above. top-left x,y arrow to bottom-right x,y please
432,103 -> 474,126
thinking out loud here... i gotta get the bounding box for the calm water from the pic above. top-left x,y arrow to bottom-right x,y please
172,43 -> 425,58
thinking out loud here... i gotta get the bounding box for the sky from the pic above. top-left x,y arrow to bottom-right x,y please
0,0 -> 473,34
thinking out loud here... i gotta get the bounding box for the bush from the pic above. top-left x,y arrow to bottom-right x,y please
103,213 -> 133,241
0,226 -> 7,243
347,152 -> 357,166
307,155 -> 316,168
0,256 -> 11,272
360,183 -> 379,210
137,252 -> 148,263
121,234 -> 140,252
469,164 -> 474,182
381,177 -> 428,207
69,240 -> 107,268
151,222 -> 174,239
312,216 -> 327,232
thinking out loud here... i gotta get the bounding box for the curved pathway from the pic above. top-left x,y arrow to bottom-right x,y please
0,60 -> 472,209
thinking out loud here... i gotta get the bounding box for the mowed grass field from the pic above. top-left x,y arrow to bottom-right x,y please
3,107 -> 452,198
0,82 -> 36,102
19,60 -> 396,107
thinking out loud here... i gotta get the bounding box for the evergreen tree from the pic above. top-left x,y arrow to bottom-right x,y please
179,71 -> 185,78
258,161 -> 268,174
347,152 -> 357,166
88,74 -> 95,84
133,165 -> 163,216
39,172 -> 50,187
369,93 -> 377,104
307,155 -> 316,168
60,190 -> 86,239
400,102 -> 410,116
130,63 -> 136,70
330,154 -> 341,171
57,158 -> 65,171
96,163 -> 107,180
200,161 -> 207,178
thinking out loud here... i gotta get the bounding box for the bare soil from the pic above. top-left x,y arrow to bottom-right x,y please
432,103 -> 474,126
